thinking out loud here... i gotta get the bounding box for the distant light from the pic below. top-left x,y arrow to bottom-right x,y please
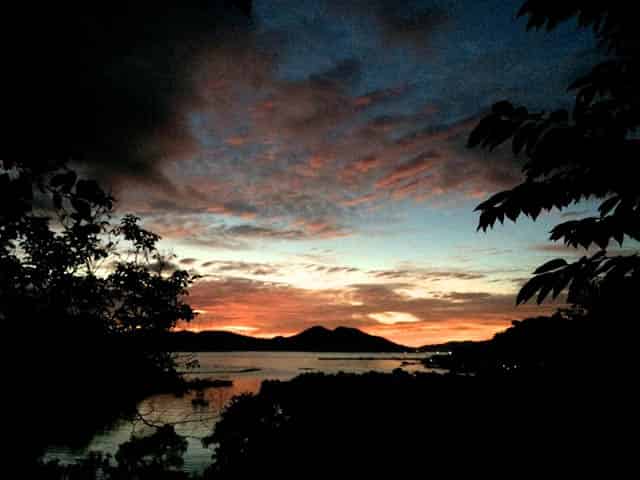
218,325 -> 259,333
368,311 -> 420,325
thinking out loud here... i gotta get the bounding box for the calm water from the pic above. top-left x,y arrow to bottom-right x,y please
46,351 -> 437,473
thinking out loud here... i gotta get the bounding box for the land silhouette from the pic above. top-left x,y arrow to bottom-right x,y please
167,326 -> 410,352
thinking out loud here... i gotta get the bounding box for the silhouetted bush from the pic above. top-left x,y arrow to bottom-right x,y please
3,163 -> 198,458
31,426 -> 192,480
424,310 -> 603,374
203,369 -> 610,477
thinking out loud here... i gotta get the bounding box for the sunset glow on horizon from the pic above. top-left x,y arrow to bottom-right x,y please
95,0 -> 603,346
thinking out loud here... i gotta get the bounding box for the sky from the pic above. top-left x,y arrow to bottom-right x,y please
68,0 -> 607,346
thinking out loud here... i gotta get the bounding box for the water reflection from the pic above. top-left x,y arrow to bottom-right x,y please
46,351 -> 435,472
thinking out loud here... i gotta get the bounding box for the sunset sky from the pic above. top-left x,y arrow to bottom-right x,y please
85,0 -> 605,346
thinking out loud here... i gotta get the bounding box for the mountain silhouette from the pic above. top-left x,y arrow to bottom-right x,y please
166,326 -> 411,352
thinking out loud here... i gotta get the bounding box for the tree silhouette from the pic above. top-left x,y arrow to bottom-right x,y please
2,1 -> 255,461
468,2 -> 639,316
1,159 -> 196,353
33,425 -> 191,479
115,425 -> 189,478
2,160 -> 198,457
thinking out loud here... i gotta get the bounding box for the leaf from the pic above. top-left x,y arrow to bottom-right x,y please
505,203 -> 520,222
492,100 -> 514,115
577,85 -> 597,107
512,123 -> 532,155
529,204 -> 542,221
598,196 -> 620,217
474,190 -> 510,211
516,2 -> 530,19
50,173 -> 68,188
593,230 -> 610,250
534,258 -> 568,274
552,271 -> 572,299
71,198 -> 92,219
467,117 -> 495,148
477,210 -> 495,232
53,193 -> 62,210
84,223 -> 101,235
536,281 -> 554,304
516,274 -> 549,305
513,106 -> 529,120
50,170 -> 77,192
549,109 -> 568,124
75,179 -> 105,203
568,73 -> 592,92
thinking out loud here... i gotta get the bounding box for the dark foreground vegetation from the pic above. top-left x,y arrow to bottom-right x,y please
424,309 -> 601,373
30,306 -> 628,479
4,0 -> 251,466
204,371 -> 615,477
32,355 -> 624,479
5,163 -> 199,459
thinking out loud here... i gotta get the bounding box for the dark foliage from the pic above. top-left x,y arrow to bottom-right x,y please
424,310 -> 602,373
469,2 -> 640,310
202,368 -> 621,477
2,1 -> 254,463
0,0 -> 258,473
31,426 -> 192,480
3,160 -> 197,459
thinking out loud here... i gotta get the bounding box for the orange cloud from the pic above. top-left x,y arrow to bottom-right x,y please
225,136 -> 250,146
375,152 -> 439,188
182,277 -> 556,347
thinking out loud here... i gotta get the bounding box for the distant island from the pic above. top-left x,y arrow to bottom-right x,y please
166,326 -> 413,353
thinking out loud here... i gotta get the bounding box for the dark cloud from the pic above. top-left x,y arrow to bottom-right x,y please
141,214 -> 350,251
201,260 -> 281,276
309,58 -> 362,87
325,266 -> 361,274
531,243 -> 639,257
5,1 -> 598,266
324,0 -> 451,51
442,292 -> 493,302
531,243 -> 597,255
2,2 -> 253,185
225,224 -> 307,240
23,2 -> 537,233
375,151 -> 439,188
375,3 -> 451,50
369,268 -> 486,282
219,221 -> 350,242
